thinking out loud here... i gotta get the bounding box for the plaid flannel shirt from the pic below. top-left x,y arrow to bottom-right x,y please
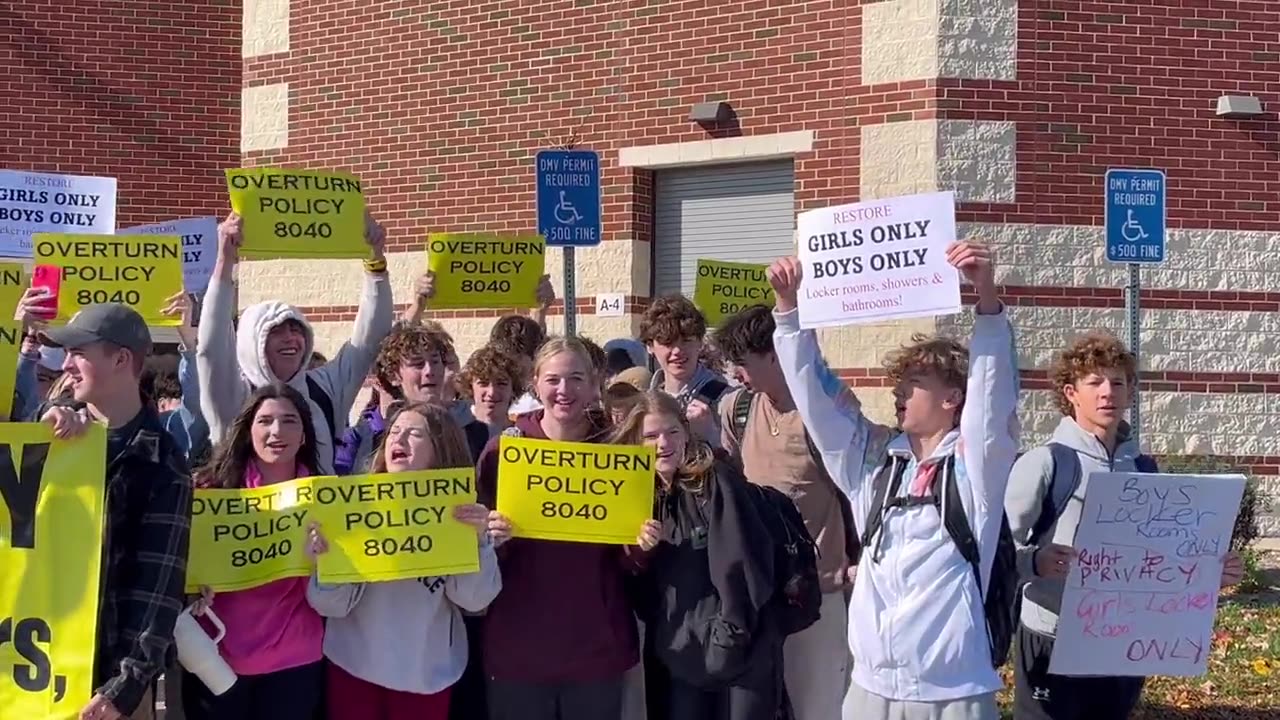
94,410 -> 193,715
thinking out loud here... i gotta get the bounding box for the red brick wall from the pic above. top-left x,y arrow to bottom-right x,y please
945,1 -> 1280,231
0,1 -> 241,227
243,0 -> 862,253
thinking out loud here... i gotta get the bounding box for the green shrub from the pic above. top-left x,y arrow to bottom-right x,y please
1154,455 -> 1270,551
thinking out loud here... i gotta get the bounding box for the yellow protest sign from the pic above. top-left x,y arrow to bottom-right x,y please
426,233 -> 544,310
693,258 -> 775,326
311,470 -> 481,583
226,168 -> 367,260
0,423 -> 107,720
497,437 -> 655,545
32,233 -> 182,328
0,264 -> 26,420
187,478 -> 314,592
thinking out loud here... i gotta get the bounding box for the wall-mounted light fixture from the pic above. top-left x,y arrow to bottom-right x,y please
1215,95 -> 1265,119
689,101 -> 732,123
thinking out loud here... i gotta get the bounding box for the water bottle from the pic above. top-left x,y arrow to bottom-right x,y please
173,605 -> 237,695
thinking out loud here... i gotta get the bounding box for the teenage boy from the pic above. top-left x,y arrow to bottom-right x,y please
713,304 -> 857,720
640,295 -> 730,442
198,212 -> 393,474
1004,332 -> 1245,720
770,241 -> 1018,719
37,303 -> 192,720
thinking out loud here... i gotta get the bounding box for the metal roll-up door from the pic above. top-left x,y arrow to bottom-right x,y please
653,160 -> 795,297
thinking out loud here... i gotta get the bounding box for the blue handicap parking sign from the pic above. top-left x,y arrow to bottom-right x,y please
536,150 -> 601,247
1104,168 -> 1166,264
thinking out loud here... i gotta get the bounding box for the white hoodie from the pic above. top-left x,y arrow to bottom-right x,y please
196,271 -> 393,474
772,307 -> 1019,703
306,539 -> 502,694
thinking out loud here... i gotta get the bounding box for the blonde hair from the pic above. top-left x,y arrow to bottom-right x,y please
532,336 -> 599,384
369,402 -> 473,473
609,391 -> 714,492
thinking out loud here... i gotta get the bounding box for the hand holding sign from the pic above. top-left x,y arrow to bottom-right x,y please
41,406 -> 91,440
216,213 -> 243,272
1036,543 -> 1074,580
453,503 -> 490,538
766,256 -> 803,314
637,519 -> 661,552
487,511 -> 513,547
364,210 -> 387,262
944,241 -> 1000,314
536,274 -> 555,310
163,291 -> 197,349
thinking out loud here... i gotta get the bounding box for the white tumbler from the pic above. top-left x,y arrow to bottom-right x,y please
173,605 -> 237,696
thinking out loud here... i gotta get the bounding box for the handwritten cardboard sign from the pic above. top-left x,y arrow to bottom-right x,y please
1050,472 -> 1245,677
795,191 -> 960,329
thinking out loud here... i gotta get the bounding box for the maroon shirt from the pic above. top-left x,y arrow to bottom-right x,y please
476,411 -> 643,683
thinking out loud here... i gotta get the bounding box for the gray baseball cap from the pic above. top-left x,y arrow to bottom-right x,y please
38,303 -> 153,355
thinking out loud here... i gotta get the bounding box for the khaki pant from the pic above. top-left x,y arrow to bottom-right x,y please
785,592 -> 851,720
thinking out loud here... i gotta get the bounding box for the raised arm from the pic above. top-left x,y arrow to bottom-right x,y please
196,214 -> 249,441
768,257 -> 885,498
951,241 -> 1020,518
310,212 -> 394,416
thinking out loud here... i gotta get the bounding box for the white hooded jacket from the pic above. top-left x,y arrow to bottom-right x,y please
773,306 -> 1020,703
196,271 -> 393,474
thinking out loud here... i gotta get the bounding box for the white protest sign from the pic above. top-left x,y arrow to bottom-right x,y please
796,191 -> 959,329
1050,472 -> 1245,678
119,216 -> 219,294
0,170 -> 117,258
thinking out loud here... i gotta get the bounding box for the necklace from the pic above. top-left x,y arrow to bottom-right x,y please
760,399 -> 781,436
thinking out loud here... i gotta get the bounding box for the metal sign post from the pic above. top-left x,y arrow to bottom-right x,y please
1104,168 -> 1167,446
535,148 -> 602,337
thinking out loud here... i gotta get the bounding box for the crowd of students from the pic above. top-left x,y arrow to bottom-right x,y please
17,210 -> 1247,720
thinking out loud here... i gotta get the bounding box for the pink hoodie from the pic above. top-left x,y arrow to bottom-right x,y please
204,463 -> 324,676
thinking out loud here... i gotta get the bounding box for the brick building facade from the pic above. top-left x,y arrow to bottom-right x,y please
7,1 -> 1279,532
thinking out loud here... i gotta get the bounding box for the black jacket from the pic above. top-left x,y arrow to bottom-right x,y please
643,457 -> 778,688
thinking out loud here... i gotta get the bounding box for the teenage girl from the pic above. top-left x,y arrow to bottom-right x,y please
182,383 -> 326,720
307,402 -> 501,720
477,336 -> 661,720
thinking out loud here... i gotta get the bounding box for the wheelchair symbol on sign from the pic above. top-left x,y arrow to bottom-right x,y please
1121,209 -> 1149,242
554,191 -> 582,225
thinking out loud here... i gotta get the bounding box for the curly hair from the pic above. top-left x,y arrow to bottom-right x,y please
639,295 -> 707,346
490,315 -> 544,359
883,334 -> 969,398
375,322 -> 453,397
1050,332 -> 1136,417
457,344 -> 527,399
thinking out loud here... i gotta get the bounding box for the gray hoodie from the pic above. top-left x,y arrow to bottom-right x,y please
1004,416 -> 1144,637
196,272 -> 393,475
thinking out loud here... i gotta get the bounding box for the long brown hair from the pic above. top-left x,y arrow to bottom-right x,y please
368,402 -> 473,473
609,391 -> 714,493
196,383 -> 320,489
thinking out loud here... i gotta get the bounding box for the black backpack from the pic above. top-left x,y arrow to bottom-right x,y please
739,481 -> 823,636
861,454 -> 1019,669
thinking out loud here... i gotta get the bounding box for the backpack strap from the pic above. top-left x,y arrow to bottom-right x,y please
305,375 -> 338,444
1032,443 -> 1083,544
936,455 -> 995,660
730,390 -> 756,447
859,455 -> 908,564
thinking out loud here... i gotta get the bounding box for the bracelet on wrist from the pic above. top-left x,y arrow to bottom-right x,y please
363,258 -> 388,274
